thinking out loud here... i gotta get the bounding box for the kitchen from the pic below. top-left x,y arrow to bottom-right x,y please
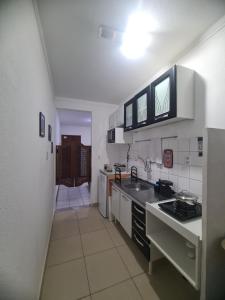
1,1 -> 225,300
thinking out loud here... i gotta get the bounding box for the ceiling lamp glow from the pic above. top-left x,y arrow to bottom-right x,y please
120,12 -> 156,59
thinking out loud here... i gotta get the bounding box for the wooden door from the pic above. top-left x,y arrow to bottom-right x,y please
56,135 -> 91,187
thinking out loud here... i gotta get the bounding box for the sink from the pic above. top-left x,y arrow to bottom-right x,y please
124,183 -> 150,191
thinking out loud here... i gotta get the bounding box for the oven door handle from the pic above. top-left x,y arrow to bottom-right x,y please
134,233 -> 144,247
134,220 -> 144,231
134,205 -> 144,215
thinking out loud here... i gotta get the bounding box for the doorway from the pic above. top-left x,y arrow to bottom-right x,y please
55,109 -> 92,210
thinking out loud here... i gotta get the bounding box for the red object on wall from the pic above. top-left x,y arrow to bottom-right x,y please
163,149 -> 173,168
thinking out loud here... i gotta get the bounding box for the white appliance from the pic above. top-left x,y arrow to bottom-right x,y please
98,172 -> 108,217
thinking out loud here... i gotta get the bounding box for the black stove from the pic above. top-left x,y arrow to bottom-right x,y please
158,200 -> 202,221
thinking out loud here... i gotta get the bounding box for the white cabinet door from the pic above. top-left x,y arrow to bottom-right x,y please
120,193 -> 132,237
98,173 -> 107,217
111,186 -> 120,221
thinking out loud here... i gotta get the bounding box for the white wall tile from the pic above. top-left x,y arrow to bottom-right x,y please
178,164 -> 190,178
173,151 -> 178,164
190,179 -> 202,196
178,176 -> 190,192
177,138 -> 190,152
168,163 -> 179,176
168,174 -> 178,192
178,151 -> 190,165
190,166 -> 202,181
167,138 -> 178,152
160,172 -> 169,180
190,152 -> 203,167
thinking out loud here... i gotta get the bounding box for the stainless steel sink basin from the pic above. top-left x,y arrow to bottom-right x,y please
124,183 -> 150,191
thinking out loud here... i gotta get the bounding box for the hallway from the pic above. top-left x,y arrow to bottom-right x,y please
40,207 -> 199,300
56,183 -> 91,209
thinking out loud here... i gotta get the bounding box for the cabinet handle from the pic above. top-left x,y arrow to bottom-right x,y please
134,220 -> 144,231
134,205 -> 144,215
134,233 -> 144,247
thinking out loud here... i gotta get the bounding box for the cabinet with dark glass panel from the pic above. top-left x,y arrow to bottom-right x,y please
151,65 -> 194,125
123,65 -> 194,131
124,98 -> 135,131
134,86 -> 151,129
151,66 -> 176,123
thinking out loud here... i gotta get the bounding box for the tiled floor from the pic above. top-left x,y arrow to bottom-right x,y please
41,207 -> 200,300
56,183 -> 91,209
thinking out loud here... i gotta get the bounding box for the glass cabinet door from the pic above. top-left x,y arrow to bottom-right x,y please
155,77 -> 170,117
135,86 -> 150,128
137,94 -> 147,124
152,66 -> 176,123
126,103 -> 133,128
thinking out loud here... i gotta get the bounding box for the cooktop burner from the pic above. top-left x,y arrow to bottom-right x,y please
158,200 -> 202,221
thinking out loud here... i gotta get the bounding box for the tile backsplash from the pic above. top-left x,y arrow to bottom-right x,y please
127,136 -> 203,200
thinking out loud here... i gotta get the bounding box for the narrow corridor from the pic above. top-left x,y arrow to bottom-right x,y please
56,183 -> 91,210
40,207 -> 199,300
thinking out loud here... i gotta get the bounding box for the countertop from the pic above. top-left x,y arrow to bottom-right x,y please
146,200 -> 202,242
100,169 -> 130,176
113,178 -> 171,208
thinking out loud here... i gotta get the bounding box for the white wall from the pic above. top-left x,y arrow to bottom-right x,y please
55,110 -> 61,145
55,97 -> 118,204
60,124 -> 91,145
0,1 -> 55,299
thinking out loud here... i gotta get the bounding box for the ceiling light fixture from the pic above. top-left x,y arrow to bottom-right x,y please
120,11 -> 157,59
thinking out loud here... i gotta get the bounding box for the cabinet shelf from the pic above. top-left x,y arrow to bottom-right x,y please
147,229 -> 196,287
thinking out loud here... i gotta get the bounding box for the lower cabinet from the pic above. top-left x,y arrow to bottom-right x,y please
119,193 -> 132,238
111,186 -> 131,238
111,186 -> 120,221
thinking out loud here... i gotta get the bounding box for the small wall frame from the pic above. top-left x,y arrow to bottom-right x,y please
48,124 -> 52,142
39,112 -> 45,137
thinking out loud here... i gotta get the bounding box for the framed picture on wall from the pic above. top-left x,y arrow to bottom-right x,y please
48,124 -> 52,142
39,112 -> 45,137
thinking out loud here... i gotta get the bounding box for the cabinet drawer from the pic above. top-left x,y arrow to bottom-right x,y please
132,202 -> 146,224
132,229 -> 150,261
132,215 -> 150,245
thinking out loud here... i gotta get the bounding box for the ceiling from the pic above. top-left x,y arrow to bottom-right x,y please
37,0 -> 225,104
58,109 -> 92,127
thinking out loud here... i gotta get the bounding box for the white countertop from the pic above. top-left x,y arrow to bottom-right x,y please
146,199 -> 202,243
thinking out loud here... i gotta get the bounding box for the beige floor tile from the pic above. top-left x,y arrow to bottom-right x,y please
76,207 -> 100,220
51,218 -> 79,240
133,273 -> 160,300
41,259 -> 90,300
54,209 -> 77,222
81,229 -> 114,256
80,297 -> 91,300
47,235 -> 83,266
78,216 -> 105,234
106,223 -> 127,247
117,244 -> 148,277
92,279 -> 142,300
85,248 -> 130,293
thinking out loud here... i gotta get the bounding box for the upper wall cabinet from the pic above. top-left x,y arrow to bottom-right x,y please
151,67 -> 176,123
151,65 -> 194,124
123,65 -> 194,131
